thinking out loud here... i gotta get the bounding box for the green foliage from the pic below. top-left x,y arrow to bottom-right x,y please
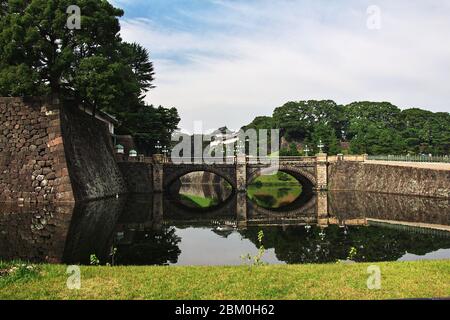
0,64 -> 47,96
346,102 -> 406,155
73,56 -> 139,114
400,108 -> 450,155
311,122 -> 341,154
1,261 -> 450,299
0,261 -> 40,285
119,42 -> 155,99
280,143 -> 301,156
241,230 -> 266,267
0,0 -> 179,154
90,254 -> 100,266
347,247 -> 358,261
117,104 -> 180,155
273,100 -> 346,141
276,172 -> 290,181
243,116 -> 274,131
0,0 -> 125,97
245,100 -> 450,155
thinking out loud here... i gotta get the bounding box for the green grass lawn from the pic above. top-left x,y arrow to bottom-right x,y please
179,194 -> 218,208
1,260 -> 449,300
249,172 -> 300,185
247,185 -> 302,208
247,173 -> 302,208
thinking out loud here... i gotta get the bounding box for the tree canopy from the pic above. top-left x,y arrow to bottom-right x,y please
0,0 -> 179,154
243,100 -> 450,155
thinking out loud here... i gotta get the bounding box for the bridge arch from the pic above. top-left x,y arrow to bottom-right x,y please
247,165 -> 317,191
247,192 -> 317,218
163,165 -> 237,191
164,189 -> 237,219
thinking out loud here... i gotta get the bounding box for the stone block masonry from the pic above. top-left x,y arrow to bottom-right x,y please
118,162 -> 153,193
0,97 -> 127,203
328,162 -> 450,198
0,97 -> 74,203
60,101 -> 127,201
0,203 -> 74,263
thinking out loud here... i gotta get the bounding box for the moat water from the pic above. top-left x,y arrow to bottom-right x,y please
1,179 -> 450,265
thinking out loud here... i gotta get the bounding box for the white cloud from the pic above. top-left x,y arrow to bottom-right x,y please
117,0 -> 450,131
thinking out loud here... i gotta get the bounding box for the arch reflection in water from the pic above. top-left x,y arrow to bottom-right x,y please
247,171 -> 304,210
0,191 -> 450,266
167,171 -> 233,210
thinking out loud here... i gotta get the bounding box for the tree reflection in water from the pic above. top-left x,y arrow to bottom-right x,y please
114,226 -> 181,266
239,225 -> 450,264
247,172 -> 303,210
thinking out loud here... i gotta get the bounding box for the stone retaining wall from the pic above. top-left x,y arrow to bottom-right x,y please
60,102 -> 127,201
328,162 -> 450,198
117,162 -> 153,193
0,97 -> 127,203
0,97 -> 74,203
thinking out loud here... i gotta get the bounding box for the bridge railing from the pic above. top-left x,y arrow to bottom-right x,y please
327,154 -> 367,162
247,156 -> 318,163
167,156 -> 319,164
277,156 -> 317,162
368,154 -> 450,163
115,154 -> 154,163
116,154 -> 376,165
168,157 -> 237,164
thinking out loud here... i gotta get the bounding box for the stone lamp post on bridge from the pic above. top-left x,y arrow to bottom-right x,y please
162,145 -> 169,163
317,140 -> 325,154
315,140 -> 328,191
153,140 -> 164,164
304,145 -> 310,156
114,144 -> 125,161
155,140 -> 162,153
152,140 -> 164,192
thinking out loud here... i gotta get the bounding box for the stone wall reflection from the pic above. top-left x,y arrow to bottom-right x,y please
0,203 -> 73,263
328,191 -> 450,226
62,197 -> 126,264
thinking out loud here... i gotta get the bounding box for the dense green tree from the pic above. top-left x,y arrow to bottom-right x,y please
0,0 -> 179,154
244,100 -> 449,155
280,143 -> 301,156
119,42 -> 155,101
345,102 -> 406,154
273,100 -> 346,142
73,55 -> 139,116
117,105 -> 180,156
242,116 -> 273,131
401,108 -> 450,154
0,0 -> 124,96
311,122 -> 340,154
0,1 -> 154,113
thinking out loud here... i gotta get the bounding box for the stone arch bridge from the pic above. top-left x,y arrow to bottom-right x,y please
154,154 -> 330,193
116,152 -> 450,203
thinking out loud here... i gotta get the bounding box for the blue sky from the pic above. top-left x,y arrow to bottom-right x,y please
111,0 -> 450,132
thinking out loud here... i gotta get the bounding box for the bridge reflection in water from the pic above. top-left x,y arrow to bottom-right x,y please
0,189 -> 449,265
